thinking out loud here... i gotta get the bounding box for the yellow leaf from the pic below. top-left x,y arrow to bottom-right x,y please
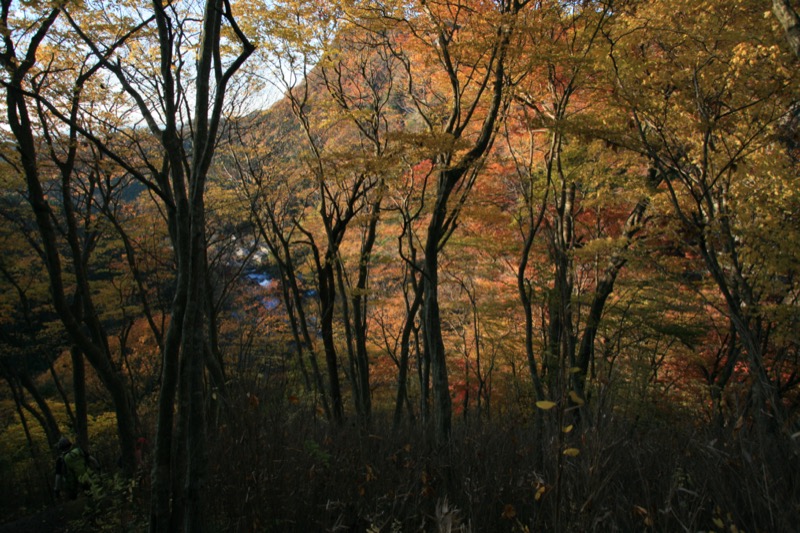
712,517 -> 724,528
562,424 -> 574,433
536,400 -> 557,410
568,391 -> 585,406
534,485 -> 547,501
569,366 -> 582,374
633,505 -> 652,526
563,448 -> 580,457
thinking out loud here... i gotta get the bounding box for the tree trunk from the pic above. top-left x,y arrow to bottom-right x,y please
394,281 -> 424,430
349,200 -> 382,428
0,364 -> 60,448
318,256 -> 345,425
70,346 -> 89,450
3,35 -> 138,478
573,199 -> 648,408
423,186 -> 454,443
518,230 -> 546,402
773,0 -> 800,58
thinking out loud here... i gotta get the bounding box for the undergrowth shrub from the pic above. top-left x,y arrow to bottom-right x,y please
202,383 -> 800,532
3,379 -> 796,532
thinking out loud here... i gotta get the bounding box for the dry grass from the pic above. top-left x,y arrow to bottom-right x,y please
198,385 -> 800,532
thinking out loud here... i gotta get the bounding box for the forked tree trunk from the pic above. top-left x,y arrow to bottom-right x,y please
572,199 -> 648,410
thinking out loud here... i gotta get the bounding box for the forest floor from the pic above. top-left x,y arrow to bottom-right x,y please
0,498 -> 86,533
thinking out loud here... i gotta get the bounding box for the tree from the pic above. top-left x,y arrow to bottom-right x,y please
605,0 -> 799,434
0,144 -> 65,449
223,112 -> 332,418
502,1 -> 650,420
1,0 -> 142,474
377,0 -> 530,443
253,1 -> 412,427
12,0 -> 256,528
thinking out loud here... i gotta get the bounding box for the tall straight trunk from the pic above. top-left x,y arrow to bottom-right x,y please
514,130 -> 555,402
180,225 -> 210,532
419,319 -> 431,425
276,263 -> 313,392
278,251 -> 331,417
319,258 -> 345,424
518,227 -> 546,402
544,164 -> 576,398
394,281 -> 424,430
349,200 -> 382,428
204,273 -> 227,398
351,284 -> 372,427
147,0 -> 253,527
149,121 -> 190,533
422,184 -> 454,443
335,260 -> 362,418
70,346 -> 89,449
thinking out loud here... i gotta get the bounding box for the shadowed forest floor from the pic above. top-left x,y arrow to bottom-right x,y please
2,418 -> 799,532
0,498 -> 87,533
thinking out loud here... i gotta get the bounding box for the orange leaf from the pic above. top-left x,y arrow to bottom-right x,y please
501,504 -> 516,519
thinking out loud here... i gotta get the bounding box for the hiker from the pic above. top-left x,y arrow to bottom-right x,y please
53,436 -> 99,500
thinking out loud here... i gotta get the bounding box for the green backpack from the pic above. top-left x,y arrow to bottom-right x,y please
62,446 -> 96,495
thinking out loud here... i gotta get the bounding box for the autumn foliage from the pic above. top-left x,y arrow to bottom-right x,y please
1,0 -> 799,531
